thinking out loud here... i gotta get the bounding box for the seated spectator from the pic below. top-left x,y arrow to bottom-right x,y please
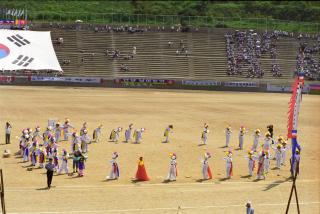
120,64 -> 130,72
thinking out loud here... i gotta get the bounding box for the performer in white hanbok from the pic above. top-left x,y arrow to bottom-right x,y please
30,140 -> 39,166
124,124 -> 133,143
238,126 -> 246,150
263,132 -> 273,152
225,126 -> 232,147
245,151 -> 257,176
106,152 -> 120,180
163,125 -> 173,143
43,126 -> 53,148
54,122 -> 62,142
271,144 -> 283,169
251,129 -> 261,152
201,123 -> 209,145
38,145 -> 46,168
93,124 -> 103,143
281,140 -> 290,166
62,118 -> 74,141
81,129 -> 91,153
223,151 -> 233,178
71,132 -> 82,154
32,126 -> 42,141
264,151 -> 271,174
58,149 -> 69,174
80,122 -> 88,136
109,127 -> 122,142
22,134 -> 31,162
201,152 -> 213,180
133,128 -> 145,144
166,153 -> 177,181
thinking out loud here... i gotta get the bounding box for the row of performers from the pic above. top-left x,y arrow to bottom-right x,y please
17,119 -> 274,147
18,137 -> 300,181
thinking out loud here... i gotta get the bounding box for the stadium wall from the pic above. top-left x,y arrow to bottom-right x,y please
0,75 -> 314,94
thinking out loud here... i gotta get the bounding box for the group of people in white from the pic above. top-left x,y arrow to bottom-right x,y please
15,119 -> 299,181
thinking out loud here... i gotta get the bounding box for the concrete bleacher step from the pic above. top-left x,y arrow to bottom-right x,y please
45,28 -> 303,81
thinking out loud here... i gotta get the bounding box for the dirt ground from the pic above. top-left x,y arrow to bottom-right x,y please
0,85 -> 319,214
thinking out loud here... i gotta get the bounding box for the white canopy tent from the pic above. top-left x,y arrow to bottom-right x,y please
0,30 -> 62,71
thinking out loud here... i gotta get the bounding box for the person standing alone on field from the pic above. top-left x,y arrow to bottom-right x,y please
45,158 -> 55,189
246,201 -> 254,214
5,122 -> 12,144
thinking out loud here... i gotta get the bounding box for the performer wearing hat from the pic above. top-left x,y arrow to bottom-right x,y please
263,132 -> 273,151
202,152 -> 212,180
30,140 -> 39,166
106,152 -> 120,180
238,126 -> 246,150
124,124 -> 133,143
166,153 -> 177,181
163,125 -> 173,143
264,151 -> 271,174
58,149 -> 69,175
133,128 -> 145,144
257,151 -> 266,180
201,123 -> 209,145
93,124 -> 103,143
223,151 -> 233,178
43,126 -> 53,148
54,122 -> 62,142
45,158 -> 55,189
71,132 -> 81,154
271,144 -> 283,169
109,127 -> 122,143
81,129 -> 91,153
245,151 -> 257,176
32,126 -> 42,141
38,145 -> 46,168
225,126 -> 232,147
62,118 -> 73,141
251,129 -> 261,152
22,134 -> 31,162
80,122 -> 88,136
134,157 -> 149,181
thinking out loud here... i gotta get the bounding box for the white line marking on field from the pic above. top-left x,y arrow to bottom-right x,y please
7,202 -> 320,213
5,179 -> 319,192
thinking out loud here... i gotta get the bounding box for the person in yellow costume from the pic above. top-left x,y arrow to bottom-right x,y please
163,125 -> 173,143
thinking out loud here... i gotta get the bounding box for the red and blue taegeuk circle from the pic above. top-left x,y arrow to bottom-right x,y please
0,43 -> 10,59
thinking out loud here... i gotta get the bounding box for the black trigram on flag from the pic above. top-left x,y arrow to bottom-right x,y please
12,55 -> 34,67
7,34 -> 30,47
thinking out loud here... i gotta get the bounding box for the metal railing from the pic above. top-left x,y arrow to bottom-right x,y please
26,11 -> 319,33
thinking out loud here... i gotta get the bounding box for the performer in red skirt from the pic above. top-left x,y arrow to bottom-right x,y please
134,157 -> 149,181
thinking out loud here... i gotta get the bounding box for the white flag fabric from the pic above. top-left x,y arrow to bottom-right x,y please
0,30 -> 62,71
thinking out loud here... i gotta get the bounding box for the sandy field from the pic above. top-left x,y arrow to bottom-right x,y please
0,85 -> 319,214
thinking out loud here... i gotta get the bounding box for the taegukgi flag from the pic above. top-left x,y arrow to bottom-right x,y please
0,30 -> 62,71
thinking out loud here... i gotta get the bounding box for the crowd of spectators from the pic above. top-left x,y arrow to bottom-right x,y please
224,30 -> 301,78
103,46 -> 136,71
296,40 -> 320,80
